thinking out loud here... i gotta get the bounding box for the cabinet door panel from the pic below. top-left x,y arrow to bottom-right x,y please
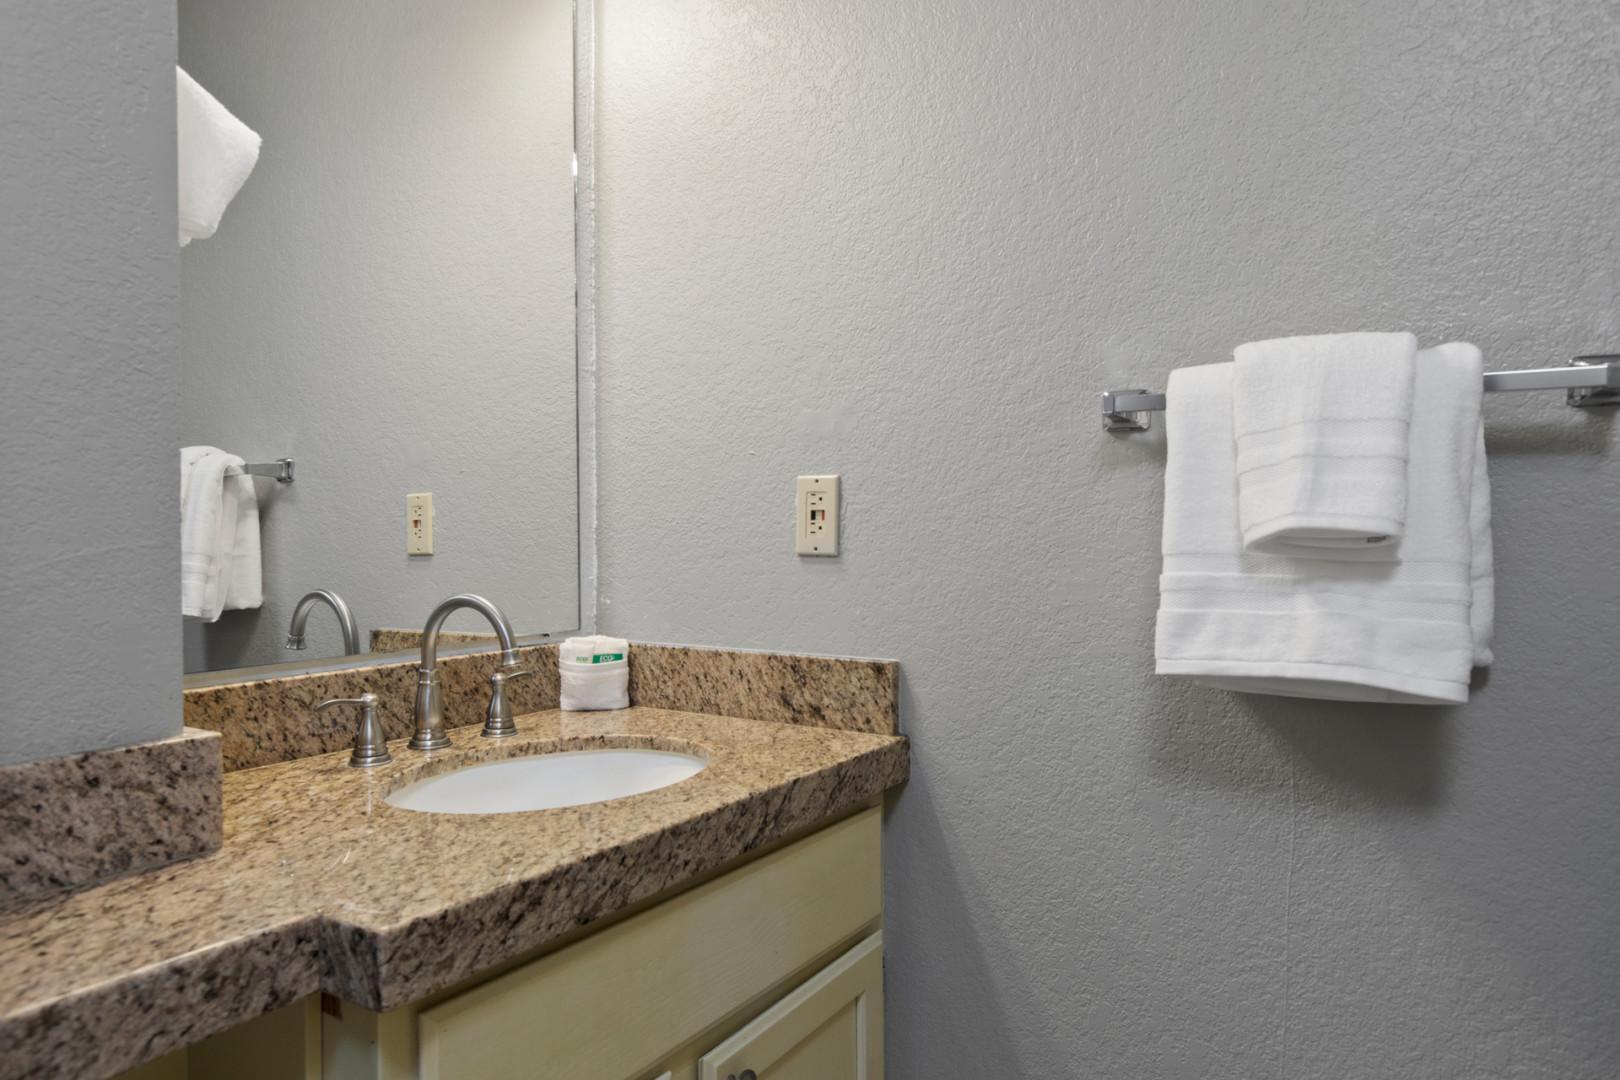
698,932 -> 882,1080
417,809 -> 881,1080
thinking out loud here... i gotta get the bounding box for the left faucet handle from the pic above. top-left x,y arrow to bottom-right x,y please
316,692 -> 391,768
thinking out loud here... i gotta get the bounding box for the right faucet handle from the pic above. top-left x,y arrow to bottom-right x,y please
316,692 -> 391,769
481,669 -> 534,740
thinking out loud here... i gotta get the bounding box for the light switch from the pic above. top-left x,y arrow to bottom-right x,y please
407,492 -> 433,555
795,475 -> 839,556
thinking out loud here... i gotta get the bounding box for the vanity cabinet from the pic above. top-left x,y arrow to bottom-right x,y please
139,807 -> 883,1080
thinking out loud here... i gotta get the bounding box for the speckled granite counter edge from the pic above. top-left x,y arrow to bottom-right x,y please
184,645 -> 562,771
628,643 -> 900,736
369,628 -> 497,652
0,729 -> 222,913
0,711 -> 908,1079
3,916 -> 323,1080
185,641 -> 899,771
330,739 -> 908,1009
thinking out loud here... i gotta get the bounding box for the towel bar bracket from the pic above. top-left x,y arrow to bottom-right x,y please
1102,390 -> 1155,432
232,458 -> 296,483
1568,355 -> 1620,408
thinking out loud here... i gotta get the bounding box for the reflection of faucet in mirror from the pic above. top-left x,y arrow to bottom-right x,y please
284,589 -> 361,656
411,594 -> 523,752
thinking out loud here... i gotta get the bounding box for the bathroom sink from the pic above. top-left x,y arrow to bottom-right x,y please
385,748 -> 706,815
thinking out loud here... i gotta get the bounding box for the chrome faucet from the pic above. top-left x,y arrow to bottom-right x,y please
411,594 -> 523,751
285,589 -> 362,655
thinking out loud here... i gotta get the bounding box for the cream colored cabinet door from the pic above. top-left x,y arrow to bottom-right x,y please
698,932 -> 883,1080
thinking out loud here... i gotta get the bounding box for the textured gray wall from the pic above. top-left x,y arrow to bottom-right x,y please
595,1 -> 1620,1076
178,0 -> 579,670
1,0 -> 181,764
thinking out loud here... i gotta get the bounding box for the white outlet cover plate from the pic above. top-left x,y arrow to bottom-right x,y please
795,474 -> 839,556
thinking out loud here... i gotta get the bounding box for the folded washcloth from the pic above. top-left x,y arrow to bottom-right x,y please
1232,332 -> 1417,559
181,446 -> 263,621
1155,346 -> 1492,705
177,67 -> 261,247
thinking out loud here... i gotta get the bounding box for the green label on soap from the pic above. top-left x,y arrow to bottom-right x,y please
572,652 -> 624,664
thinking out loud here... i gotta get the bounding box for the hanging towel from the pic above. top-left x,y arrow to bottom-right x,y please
1155,346 -> 1492,705
1456,349 -> 1494,666
1232,332 -> 1417,559
181,446 -> 263,621
177,67 -> 261,247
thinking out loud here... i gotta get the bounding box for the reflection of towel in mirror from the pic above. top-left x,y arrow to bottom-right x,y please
177,67 -> 261,247
181,446 -> 263,621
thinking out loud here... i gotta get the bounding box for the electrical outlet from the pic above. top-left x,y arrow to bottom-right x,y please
407,492 -> 433,555
795,474 -> 839,556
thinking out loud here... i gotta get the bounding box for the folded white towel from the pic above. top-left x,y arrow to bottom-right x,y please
177,67 -> 261,247
1155,346 -> 1492,705
181,446 -> 263,621
1232,332 -> 1417,559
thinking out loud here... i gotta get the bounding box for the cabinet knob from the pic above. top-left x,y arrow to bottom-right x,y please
725,1072 -> 757,1080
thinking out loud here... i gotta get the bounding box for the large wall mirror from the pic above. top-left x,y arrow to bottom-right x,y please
178,0 -> 581,677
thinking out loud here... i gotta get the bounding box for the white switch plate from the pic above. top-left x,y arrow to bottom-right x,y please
407,492 -> 434,555
795,474 -> 839,556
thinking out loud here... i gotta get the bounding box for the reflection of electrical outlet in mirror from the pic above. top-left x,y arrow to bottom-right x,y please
407,492 -> 434,555
795,475 -> 839,556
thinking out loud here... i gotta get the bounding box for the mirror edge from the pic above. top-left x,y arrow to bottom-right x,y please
573,0 -> 598,641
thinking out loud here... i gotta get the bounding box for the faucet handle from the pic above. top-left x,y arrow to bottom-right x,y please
315,693 -> 391,768
316,692 -> 380,712
481,669 -> 533,740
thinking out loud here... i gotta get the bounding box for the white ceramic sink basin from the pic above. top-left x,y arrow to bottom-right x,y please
385,748 -> 706,815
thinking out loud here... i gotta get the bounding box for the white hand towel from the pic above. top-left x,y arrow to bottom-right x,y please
1232,332 -> 1417,559
220,462 -> 263,615
181,446 -> 263,621
177,67 -> 261,247
1155,346 -> 1491,705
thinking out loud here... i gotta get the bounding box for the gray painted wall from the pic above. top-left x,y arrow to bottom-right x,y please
1,0 -> 181,765
178,0 -> 579,670
595,1 -> 1620,1076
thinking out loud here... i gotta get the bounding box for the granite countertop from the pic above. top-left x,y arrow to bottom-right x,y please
0,707 -> 908,1080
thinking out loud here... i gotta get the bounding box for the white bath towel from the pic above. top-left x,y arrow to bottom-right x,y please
177,67 -> 261,247
1232,332 -> 1417,559
181,446 -> 263,621
1155,345 -> 1492,705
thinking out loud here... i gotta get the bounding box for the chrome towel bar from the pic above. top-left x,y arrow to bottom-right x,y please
225,457 -> 296,483
1102,355 -> 1620,431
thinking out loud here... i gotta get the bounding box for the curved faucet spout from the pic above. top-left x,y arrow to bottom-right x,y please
285,589 -> 362,655
417,594 -> 520,673
410,594 -> 520,751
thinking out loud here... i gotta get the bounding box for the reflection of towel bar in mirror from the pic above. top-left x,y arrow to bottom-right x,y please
1102,355 -> 1620,431
226,458 -> 296,483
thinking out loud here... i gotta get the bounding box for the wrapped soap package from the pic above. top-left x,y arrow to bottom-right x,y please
559,635 -> 630,711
